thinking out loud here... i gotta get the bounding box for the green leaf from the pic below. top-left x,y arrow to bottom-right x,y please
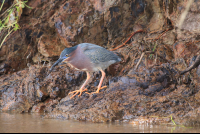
0,0 -> 5,12
21,4 -> 25,8
25,4 -> 32,9
16,6 -> 20,13
14,23 -> 19,31
5,16 -> 10,25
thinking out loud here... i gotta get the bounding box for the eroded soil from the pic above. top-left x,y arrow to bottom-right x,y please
1,0 -> 200,127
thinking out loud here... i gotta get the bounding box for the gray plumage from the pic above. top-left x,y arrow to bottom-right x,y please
49,43 -> 121,99
50,43 -> 121,72
80,43 -> 121,71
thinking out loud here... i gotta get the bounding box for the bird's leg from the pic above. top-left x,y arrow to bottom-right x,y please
86,69 -> 107,95
96,69 -> 107,92
68,72 -> 90,99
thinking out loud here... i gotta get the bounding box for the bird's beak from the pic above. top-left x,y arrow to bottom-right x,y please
49,57 -> 65,72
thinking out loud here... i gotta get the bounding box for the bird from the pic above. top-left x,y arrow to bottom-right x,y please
49,43 -> 121,99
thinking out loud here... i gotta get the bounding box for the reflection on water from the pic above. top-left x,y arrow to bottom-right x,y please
0,113 -> 198,133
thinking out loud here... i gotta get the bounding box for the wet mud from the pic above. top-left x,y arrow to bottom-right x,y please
1,0 -> 200,127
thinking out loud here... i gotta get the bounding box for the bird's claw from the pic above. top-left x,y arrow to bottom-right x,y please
85,86 -> 107,95
68,88 -> 88,99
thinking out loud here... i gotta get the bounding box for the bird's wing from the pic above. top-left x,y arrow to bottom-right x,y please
82,43 -> 119,64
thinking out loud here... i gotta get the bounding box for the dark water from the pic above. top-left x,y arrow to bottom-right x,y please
0,113 -> 199,133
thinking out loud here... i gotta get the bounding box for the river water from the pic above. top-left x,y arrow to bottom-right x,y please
0,113 -> 199,133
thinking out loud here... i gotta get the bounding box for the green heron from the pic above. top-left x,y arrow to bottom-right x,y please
50,43 -> 121,99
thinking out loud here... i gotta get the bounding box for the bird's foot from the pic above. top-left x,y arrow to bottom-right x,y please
68,88 -> 88,99
85,86 -> 107,95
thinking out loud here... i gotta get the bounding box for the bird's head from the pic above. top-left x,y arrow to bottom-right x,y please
49,45 -> 78,72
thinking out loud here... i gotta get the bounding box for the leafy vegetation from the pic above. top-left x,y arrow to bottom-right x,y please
0,0 -> 31,48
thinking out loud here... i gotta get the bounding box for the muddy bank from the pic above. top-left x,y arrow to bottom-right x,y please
1,0 -> 200,127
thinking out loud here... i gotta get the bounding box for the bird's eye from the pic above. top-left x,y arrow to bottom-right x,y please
66,54 -> 68,57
